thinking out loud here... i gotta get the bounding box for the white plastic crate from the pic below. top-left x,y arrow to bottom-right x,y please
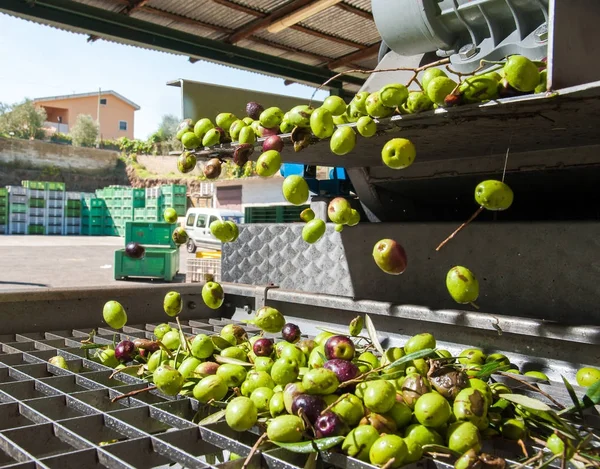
8,222 -> 26,234
27,189 -> 45,199
46,225 -> 62,235
186,257 -> 221,283
46,208 -> 64,218
9,213 -> 26,223
46,190 -> 65,200
7,186 -> 26,195
8,194 -> 27,204
64,217 -> 81,227
47,199 -> 64,209
65,191 -> 81,200
63,225 -> 81,235
27,207 -> 45,218
145,187 -> 161,198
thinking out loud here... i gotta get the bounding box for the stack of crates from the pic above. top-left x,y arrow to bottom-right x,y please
161,184 -> 187,217
64,192 -> 82,235
7,186 -> 27,235
114,221 -> 179,281
82,195 -> 105,236
97,186 -> 118,236
25,182 -> 47,235
120,187 -> 145,236
144,187 -> 162,222
0,188 -> 7,235
44,182 -> 66,235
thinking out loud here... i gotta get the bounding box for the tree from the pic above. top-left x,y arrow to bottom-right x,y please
71,114 -> 99,147
0,99 -> 47,139
157,114 -> 179,140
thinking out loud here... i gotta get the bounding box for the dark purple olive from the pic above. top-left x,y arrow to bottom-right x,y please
282,323 -> 301,343
125,242 -> 145,259
260,126 -> 279,137
323,358 -> 359,383
263,135 -> 284,152
315,411 -> 347,438
246,101 -> 264,120
253,338 -> 274,357
115,340 -> 137,362
292,394 -> 326,424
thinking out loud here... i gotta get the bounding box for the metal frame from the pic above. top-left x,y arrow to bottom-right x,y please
0,0 -> 364,92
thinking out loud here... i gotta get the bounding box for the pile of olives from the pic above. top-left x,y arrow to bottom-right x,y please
76,291 -> 600,469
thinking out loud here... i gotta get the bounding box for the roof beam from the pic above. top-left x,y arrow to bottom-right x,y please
326,41 -> 380,70
225,0 -> 315,44
87,0 -> 150,42
213,0 -> 367,50
267,0 -> 342,34
336,3 -> 372,20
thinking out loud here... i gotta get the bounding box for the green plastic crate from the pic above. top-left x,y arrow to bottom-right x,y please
0,215 -> 7,225
244,205 -> 309,223
10,204 -> 27,214
0,188 -> 7,197
114,247 -> 179,281
27,225 -> 45,235
160,184 -> 187,196
125,221 -> 177,248
65,208 -> 80,217
160,203 -> 186,217
162,194 -> 186,206
145,197 -> 161,209
103,226 -> 118,236
82,225 -> 103,236
0,196 -> 7,207
21,180 -> 46,190
28,199 -> 45,208
46,182 -> 65,191
66,200 -> 82,209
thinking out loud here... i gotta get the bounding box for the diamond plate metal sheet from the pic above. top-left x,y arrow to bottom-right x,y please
222,224 -> 354,296
222,222 -> 600,325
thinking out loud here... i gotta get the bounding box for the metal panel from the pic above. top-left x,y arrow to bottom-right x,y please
222,222 -> 600,325
548,0 -> 600,89
167,78 -> 322,123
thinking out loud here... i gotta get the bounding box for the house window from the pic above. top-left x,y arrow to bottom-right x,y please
119,121 -> 127,131
99,98 -> 107,105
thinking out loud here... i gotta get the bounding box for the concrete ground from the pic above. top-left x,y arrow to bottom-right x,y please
0,236 -> 194,291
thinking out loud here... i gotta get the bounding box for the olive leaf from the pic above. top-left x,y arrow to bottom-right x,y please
211,335 -> 233,351
559,379 -> 600,415
316,326 -> 349,335
198,409 -> 226,426
385,348 -> 436,371
475,361 -> 510,379
271,436 -> 345,453
364,314 -> 384,357
498,393 -> 552,412
214,355 -> 254,367
561,375 -> 582,418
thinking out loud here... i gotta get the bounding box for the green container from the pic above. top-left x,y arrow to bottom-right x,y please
27,225 -> 45,235
114,247 -> 179,281
0,196 -> 7,207
0,215 -> 7,225
125,221 -> 177,248
244,205 -> 309,223
10,204 -> 27,214
29,199 -> 45,208
0,188 -> 7,197
145,197 -> 161,209
82,225 -> 104,236
161,184 -> 187,196
90,198 -> 106,208
21,180 -> 46,190
46,182 -> 66,191
162,194 -> 187,206
66,200 -> 82,209
65,208 -> 80,217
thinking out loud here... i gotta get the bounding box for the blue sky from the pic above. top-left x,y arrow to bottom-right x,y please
0,13 -> 329,139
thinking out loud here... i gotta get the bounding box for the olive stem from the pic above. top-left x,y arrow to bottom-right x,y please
435,206 -> 484,251
380,457 -> 396,469
308,58 -> 451,106
156,341 -> 173,358
242,432 -> 268,469
511,451 -> 544,469
111,385 -> 157,403
320,393 -> 349,416
517,439 -> 529,458
469,302 -> 480,310
496,372 -> 565,409
175,317 -> 192,355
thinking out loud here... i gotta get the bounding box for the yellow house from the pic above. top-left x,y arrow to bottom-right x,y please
34,90 -> 140,140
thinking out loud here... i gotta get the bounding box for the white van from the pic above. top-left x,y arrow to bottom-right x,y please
184,208 -> 244,253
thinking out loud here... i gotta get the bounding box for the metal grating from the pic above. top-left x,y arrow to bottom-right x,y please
0,315 -> 596,469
